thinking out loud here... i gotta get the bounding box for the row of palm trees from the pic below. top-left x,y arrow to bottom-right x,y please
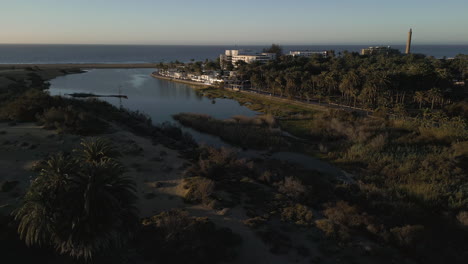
236,53 -> 466,111
413,88 -> 449,109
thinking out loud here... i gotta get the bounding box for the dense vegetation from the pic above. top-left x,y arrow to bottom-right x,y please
238,51 -> 468,112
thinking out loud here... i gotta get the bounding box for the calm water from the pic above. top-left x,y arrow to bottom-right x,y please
1,44 -> 467,64
49,69 -> 349,175
48,69 -> 257,144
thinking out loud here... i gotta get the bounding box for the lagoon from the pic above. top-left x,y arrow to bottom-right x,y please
49,68 -> 350,178
48,68 -> 257,145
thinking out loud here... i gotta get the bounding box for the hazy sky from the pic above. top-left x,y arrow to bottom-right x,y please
1,0 -> 467,45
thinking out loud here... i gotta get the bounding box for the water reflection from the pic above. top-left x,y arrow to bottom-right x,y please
48,68 -> 257,143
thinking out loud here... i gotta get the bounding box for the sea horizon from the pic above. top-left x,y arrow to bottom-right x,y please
0,44 -> 466,64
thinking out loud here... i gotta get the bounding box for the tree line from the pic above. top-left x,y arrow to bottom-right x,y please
237,51 -> 467,112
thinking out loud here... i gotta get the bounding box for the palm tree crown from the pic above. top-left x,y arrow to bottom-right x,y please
14,138 -> 138,260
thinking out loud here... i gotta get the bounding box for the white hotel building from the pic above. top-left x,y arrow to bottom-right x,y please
220,49 -> 276,68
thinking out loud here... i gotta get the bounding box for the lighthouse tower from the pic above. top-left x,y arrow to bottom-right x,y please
405,28 -> 412,54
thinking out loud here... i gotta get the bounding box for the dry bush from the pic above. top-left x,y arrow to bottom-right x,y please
280,204 -> 314,226
452,141 -> 468,171
308,110 -> 373,143
390,225 -> 425,248
277,176 -> 307,201
445,100 -> 468,119
258,114 -> 278,128
367,134 -> 388,152
258,170 -> 274,183
323,201 -> 370,228
452,141 -> 468,157
183,177 -> 215,206
243,216 -> 267,229
188,147 -> 251,180
456,211 -> 468,227
315,219 -> 351,242
418,116 -> 468,142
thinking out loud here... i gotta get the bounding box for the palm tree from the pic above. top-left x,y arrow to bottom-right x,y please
78,138 -> 121,163
427,88 -> 442,109
274,76 -> 286,97
14,139 -> 138,260
413,91 -> 426,109
339,71 -> 360,106
15,154 -> 78,247
360,72 -> 390,108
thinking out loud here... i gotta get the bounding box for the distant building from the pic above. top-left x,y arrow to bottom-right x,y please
220,49 -> 276,69
361,46 -> 400,56
289,50 -> 328,58
224,80 -> 251,91
173,72 -> 186,79
158,69 -> 223,85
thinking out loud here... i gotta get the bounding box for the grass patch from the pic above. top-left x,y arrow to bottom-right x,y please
174,113 -> 287,150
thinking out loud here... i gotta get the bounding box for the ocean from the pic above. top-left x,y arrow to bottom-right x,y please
0,44 -> 466,64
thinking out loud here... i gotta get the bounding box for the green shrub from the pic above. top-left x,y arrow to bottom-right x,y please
157,122 -> 197,147
38,106 -> 108,135
0,89 -> 52,121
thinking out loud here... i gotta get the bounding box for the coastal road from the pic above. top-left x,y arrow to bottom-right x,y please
241,89 -> 373,116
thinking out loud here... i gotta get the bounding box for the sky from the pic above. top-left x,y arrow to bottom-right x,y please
1,0 -> 467,45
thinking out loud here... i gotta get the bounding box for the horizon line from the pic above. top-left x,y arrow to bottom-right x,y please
0,42 -> 467,46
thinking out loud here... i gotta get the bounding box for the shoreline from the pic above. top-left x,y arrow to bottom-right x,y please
150,72 -> 213,87
152,72 -> 371,115
0,63 -> 159,69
